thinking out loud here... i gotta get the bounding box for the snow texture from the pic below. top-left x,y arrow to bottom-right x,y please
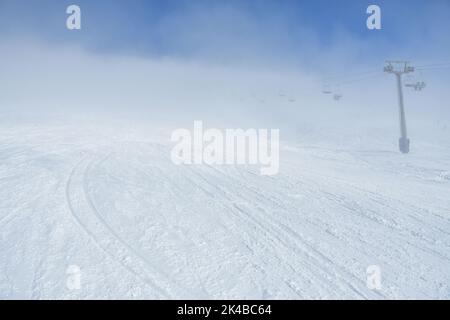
1,123 -> 449,299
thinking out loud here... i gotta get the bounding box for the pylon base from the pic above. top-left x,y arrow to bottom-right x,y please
399,137 -> 410,154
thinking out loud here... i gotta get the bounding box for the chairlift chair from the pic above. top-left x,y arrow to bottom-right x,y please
333,93 -> 343,101
405,73 -> 426,91
333,85 -> 343,101
322,84 -> 332,94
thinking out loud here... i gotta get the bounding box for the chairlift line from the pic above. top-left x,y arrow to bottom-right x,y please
317,59 -> 450,152
320,58 -> 448,102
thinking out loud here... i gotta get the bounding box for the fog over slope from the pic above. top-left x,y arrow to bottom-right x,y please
1,0 -> 450,300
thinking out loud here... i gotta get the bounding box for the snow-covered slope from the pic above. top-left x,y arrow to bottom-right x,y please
1,123 -> 449,299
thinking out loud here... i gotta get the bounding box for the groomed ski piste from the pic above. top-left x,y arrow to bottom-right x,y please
1,120 -> 449,299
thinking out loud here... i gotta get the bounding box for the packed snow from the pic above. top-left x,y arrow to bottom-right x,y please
1,121 -> 449,300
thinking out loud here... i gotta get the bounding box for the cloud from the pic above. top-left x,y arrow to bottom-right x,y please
0,1 -> 449,135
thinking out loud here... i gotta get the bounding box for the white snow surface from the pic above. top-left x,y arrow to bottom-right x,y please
1,123 -> 450,299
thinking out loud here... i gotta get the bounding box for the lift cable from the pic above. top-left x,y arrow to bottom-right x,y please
336,72 -> 384,86
415,62 -> 450,69
323,69 -> 381,83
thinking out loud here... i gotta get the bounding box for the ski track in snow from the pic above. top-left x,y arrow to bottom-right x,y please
66,157 -> 174,299
1,127 -> 450,299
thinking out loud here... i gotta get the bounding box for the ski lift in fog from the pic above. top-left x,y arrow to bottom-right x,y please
409,81 -> 426,91
333,93 -> 343,101
405,73 -> 426,91
322,83 -> 332,94
322,80 -> 344,101
333,85 -> 343,101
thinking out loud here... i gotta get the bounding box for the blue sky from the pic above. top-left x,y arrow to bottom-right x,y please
1,0 -> 449,68
1,0 -> 449,126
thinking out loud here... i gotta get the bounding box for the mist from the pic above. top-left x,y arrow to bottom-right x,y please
1,1 -> 450,300
0,0 -> 449,142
